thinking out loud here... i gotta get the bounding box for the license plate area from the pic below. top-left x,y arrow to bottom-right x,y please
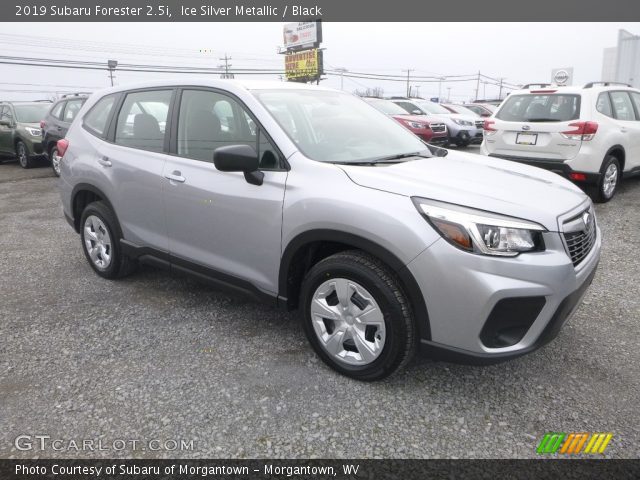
516,132 -> 538,145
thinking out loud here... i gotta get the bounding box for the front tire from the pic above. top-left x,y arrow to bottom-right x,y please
80,201 -> 136,279
16,140 -> 34,169
590,155 -> 620,203
300,250 -> 416,381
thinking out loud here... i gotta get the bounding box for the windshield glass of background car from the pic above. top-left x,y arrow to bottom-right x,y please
416,101 -> 452,114
496,94 -> 581,122
14,104 -> 50,123
366,99 -> 410,115
451,105 -> 479,117
254,90 -> 430,163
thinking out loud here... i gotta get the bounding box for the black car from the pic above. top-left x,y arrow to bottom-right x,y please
41,93 -> 88,175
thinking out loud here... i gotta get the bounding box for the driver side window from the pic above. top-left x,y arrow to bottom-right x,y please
177,89 -> 281,168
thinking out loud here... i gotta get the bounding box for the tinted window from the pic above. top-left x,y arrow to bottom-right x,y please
115,90 -> 172,152
394,101 -> 425,114
51,101 -> 65,120
84,95 -> 116,137
177,89 -> 256,162
610,91 -> 636,121
365,99 -> 409,115
596,93 -> 613,117
629,92 -> 640,120
63,99 -> 84,122
496,94 -> 580,122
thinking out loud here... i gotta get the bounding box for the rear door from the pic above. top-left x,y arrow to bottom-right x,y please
162,88 -> 287,294
99,89 -> 174,251
614,91 -> 640,170
487,92 -> 583,161
61,98 -> 85,135
0,106 -> 12,153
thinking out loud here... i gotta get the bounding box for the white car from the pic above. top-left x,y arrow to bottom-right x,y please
480,82 -> 640,202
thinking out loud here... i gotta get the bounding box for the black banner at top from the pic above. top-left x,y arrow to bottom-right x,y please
5,0 -> 640,22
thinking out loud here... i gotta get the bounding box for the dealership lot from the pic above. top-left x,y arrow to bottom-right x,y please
0,154 -> 639,459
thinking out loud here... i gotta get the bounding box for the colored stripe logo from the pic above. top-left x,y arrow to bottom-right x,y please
537,432 -> 612,454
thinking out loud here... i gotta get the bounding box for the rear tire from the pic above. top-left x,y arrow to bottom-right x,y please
300,250 -> 416,381
80,201 -> 136,279
16,140 -> 34,169
49,144 -> 62,177
590,155 -> 620,203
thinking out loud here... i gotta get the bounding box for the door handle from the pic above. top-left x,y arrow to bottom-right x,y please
98,156 -> 112,167
620,128 -> 628,133
164,171 -> 185,183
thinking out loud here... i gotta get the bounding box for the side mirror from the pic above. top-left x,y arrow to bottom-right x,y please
213,144 -> 264,186
412,109 -> 422,115
0,119 -> 11,127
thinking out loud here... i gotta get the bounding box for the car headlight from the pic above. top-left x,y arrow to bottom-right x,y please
25,127 -> 41,137
452,119 -> 473,126
412,197 -> 546,256
404,121 -> 426,129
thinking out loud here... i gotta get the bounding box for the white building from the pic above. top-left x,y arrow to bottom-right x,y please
601,29 -> 640,88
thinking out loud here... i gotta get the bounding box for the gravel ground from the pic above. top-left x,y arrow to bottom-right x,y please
1,150 -> 639,459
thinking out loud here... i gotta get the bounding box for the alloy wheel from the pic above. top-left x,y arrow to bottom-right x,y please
83,215 -> 112,270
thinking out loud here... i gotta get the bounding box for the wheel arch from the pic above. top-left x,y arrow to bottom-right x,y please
279,229 -> 431,341
605,145 -> 625,172
70,183 -> 118,233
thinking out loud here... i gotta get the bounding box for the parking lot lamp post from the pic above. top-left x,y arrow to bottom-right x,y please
107,60 -> 118,86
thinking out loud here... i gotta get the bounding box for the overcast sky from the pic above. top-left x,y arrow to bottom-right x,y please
0,22 -> 638,101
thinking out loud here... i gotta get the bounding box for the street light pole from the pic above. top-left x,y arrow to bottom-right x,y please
402,69 -> 414,97
335,67 -> 348,90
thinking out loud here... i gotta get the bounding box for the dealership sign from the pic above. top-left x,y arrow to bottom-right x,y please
551,67 -> 573,86
285,49 -> 323,81
283,21 -> 322,51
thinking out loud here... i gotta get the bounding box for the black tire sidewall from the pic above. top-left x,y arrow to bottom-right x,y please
301,258 -> 410,380
598,155 -> 620,202
79,202 -> 122,279
50,145 -> 61,176
16,141 -> 29,168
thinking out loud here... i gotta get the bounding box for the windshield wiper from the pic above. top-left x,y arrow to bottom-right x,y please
525,118 -> 558,122
367,152 -> 431,163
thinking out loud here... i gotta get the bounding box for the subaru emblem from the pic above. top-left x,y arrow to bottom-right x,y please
582,212 -> 591,228
522,125 -> 531,131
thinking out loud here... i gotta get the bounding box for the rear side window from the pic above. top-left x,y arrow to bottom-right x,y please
496,94 -> 580,122
629,92 -> 640,120
50,101 -> 65,120
596,93 -> 613,117
115,90 -> 172,152
610,91 -> 636,121
63,99 -> 84,122
84,95 -> 116,137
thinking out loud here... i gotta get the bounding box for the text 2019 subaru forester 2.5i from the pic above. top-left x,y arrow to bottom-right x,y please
58,80 -> 600,380
481,82 -> 640,202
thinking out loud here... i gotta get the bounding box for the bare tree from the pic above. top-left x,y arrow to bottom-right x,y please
353,87 -> 385,98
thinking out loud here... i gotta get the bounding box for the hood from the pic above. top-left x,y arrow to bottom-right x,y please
427,113 -> 478,125
21,122 -> 41,128
338,151 -> 588,231
391,114 -> 441,125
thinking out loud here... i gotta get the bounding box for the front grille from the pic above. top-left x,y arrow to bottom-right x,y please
475,120 -> 484,129
430,123 -> 446,133
562,207 -> 596,267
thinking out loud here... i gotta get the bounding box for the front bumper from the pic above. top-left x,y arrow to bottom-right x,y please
407,216 -> 601,364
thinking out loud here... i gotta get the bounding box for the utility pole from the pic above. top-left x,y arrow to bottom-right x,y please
498,77 -> 505,99
447,87 -> 452,102
219,53 -> 233,79
402,69 -> 414,97
107,59 -> 117,86
475,70 -> 481,101
438,77 -> 446,102
414,85 -> 420,98
335,67 -> 348,90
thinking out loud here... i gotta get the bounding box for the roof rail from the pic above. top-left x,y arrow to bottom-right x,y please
61,92 -> 91,98
521,83 -> 552,89
34,99 -> 53,102
583,81 -> 631,88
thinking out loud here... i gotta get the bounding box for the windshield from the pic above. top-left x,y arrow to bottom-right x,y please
496,94 -> 580,122
14,104 -> 51,123
449,105 -> 479,117
364,98 -> 410,115
253,89 -> 431,164
416,101 -> 452,115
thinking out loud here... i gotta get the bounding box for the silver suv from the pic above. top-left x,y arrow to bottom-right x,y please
59,80 -> 601,380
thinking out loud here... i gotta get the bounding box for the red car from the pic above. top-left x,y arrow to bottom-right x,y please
362,97 -> 448,145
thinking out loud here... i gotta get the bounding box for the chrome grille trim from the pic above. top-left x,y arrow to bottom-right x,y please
562,206 -> 596,267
